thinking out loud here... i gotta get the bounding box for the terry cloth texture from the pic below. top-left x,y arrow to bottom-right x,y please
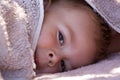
85,0 -> 120,33
0,0 -> 44,80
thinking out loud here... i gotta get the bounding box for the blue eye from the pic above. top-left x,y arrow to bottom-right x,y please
58,31 -> 64,46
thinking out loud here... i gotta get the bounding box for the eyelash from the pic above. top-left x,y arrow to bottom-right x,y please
58,31 -> 66,72
60,60 -> 66,72
58,31 -> 64,46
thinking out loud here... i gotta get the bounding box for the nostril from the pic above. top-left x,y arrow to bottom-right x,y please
49,53 -> 53,58
48,51 -> 59,67
48,60 -> 53,67
49,60 -> 52,63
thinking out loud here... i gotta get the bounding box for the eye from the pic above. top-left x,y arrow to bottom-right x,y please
60,60 -> 66,72
58,31 -> 64,46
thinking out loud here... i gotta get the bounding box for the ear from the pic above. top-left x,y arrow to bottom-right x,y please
44,0 -> 52,11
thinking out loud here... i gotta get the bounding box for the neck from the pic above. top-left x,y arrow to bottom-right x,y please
107,29 -> 120,53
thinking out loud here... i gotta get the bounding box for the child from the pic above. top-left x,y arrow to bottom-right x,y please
34,0 -> 120,74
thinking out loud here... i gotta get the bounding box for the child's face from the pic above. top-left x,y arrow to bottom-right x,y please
35,6 -> 98,73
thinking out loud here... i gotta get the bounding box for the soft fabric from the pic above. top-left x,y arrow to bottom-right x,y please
34,53 -> 120,80
0,0 -> 120,80
85,0 -> 120,33
0,0 -> 44,80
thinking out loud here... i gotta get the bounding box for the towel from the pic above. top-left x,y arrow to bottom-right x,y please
0,0 -> 120,80
85,0 -> 120,33
0,0 -> 44,80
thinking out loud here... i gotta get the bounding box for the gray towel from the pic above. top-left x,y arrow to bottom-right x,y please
0,0 -> 44,79
85,0 -> 120,33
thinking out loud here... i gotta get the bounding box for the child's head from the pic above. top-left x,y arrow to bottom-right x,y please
35,0 -> 111,73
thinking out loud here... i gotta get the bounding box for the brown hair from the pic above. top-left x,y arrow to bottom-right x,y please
50,0 -> 112,62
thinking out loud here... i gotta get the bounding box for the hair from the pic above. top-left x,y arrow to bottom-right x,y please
49,0 -> 112,62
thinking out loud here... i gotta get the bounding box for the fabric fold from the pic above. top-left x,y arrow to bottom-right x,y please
0,0 -> 44,79
85,0 -> 120,33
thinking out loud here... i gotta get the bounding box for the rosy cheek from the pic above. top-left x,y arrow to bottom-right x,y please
38,33 -> 57,49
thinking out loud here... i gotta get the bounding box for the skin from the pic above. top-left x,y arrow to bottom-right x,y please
34,3 -> 100,74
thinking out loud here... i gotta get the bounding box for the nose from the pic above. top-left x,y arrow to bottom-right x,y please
47,51 -> 59,67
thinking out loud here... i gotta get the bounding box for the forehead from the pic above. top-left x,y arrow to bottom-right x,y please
45,2 -> 100,41
47,1 -> 97,24
46,5 -> 97,32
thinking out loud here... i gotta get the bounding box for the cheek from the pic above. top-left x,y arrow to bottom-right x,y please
78,41 -> 97,64
37,29 -> 57,48
74,37 -> 96,64
35,49 -> 45,65
80,52 -> 96,65
68,49 -> 96,68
